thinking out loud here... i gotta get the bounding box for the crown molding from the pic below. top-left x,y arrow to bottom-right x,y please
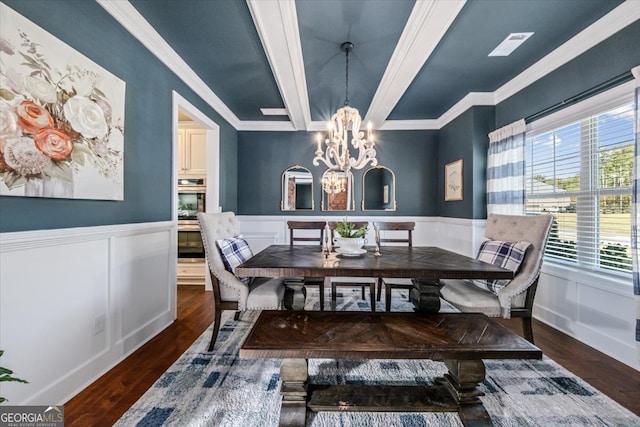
380,92 -> 494,130
364,0 -> 466,128
97,0 -> 241,129
437,92 -> 496,128
247,0 -> 311,130
494,0 -> 640,104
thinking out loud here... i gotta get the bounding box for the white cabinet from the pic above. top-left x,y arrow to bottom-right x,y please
178,128 -> 207,176
177,262 -> 206,286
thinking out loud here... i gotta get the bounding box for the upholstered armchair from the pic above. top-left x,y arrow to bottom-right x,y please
439,213 -> 553,343
198,212 -> 285,351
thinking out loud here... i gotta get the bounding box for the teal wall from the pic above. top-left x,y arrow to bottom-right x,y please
237,130 -> 439,216
438,107 -> 495,219
0,0 -> 238,232
2,1 -> 635,230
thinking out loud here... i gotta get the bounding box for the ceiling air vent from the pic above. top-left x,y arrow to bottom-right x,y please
488,32 -> 534,57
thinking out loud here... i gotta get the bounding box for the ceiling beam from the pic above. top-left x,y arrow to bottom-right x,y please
97,0 -> 241,129
247,0 -> 311,131
101,0 -> 638,133
364,0 -> 467,128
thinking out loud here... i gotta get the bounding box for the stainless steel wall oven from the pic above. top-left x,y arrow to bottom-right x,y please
178,178 -> 206,262
178,178 -> 206,225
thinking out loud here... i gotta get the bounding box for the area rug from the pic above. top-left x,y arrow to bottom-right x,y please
115,288 -> 639,426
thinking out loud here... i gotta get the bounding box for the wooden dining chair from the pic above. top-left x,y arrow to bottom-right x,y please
327,221 -> 377,309
373,221 -> 415,312
286,221 -> 327,310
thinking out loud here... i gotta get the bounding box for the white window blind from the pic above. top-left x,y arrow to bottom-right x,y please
525,91 -> 634,274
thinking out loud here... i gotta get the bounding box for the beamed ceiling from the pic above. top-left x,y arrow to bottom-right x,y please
99,0 -> 638,131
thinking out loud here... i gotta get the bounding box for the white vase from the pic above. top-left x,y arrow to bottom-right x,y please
333,237 -> 367,253
24,176 -> 73,198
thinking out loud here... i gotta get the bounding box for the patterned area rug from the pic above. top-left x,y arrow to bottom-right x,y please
116,288 -> 639,426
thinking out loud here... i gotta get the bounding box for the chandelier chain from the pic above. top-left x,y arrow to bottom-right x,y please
312,41 -> 377,175
344,47 -> 350,106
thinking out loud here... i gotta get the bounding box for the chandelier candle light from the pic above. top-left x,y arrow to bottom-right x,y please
313,42 -> 377,175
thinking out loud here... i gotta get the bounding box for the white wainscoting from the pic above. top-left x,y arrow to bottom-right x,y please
238,215 -> 639,371
0,221 -> 177,404
2,215 -> 635,405
535,262 -> 639,370
236,215 -> 480,251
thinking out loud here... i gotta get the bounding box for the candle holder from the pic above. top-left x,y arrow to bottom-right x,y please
324,225 -> 331,257
374,226 -> 381,257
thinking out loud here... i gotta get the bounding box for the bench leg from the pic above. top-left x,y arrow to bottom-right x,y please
279,358 -> 308,427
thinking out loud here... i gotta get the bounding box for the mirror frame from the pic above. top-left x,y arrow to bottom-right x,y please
321,169 -> 355,211
281,165 -> 314,211
361,165 -> 397,211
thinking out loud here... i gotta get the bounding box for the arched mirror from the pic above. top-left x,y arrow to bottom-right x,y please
281,165 -> 314,211
321,169 -> 355,211
362,165 -> 396,211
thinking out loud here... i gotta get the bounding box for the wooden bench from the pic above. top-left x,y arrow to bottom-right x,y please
240,310 -> 542,427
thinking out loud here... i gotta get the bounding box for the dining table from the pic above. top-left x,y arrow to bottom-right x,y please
238,244 -> 526,426
236,244 -> 513,312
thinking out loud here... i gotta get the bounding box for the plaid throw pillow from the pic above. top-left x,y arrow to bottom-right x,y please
472,239 -> 531,295
216,237 -> 254,285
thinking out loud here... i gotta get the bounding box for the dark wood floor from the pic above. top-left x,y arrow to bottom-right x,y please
64,287 -> 640,426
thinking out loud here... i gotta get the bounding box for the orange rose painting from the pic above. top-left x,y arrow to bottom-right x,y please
0,3 -> 125,200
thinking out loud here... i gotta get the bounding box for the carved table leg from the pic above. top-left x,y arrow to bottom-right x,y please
443,359 -> 492,427
279,358 -> 308,427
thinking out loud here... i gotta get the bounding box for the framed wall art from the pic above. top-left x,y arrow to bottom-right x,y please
445,159 -> 463,201
0,3 -> 126,200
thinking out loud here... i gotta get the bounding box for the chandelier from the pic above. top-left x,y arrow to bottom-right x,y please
313,42 -> 377,173
322,171 -> 346,194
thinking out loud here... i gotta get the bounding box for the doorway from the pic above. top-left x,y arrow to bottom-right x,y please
172,91 -> 220,302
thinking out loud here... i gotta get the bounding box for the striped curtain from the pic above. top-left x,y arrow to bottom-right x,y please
486,119 -> 526,215
633,66 -> 640,361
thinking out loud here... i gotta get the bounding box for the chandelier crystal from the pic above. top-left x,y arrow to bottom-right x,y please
313,42 -> 377,173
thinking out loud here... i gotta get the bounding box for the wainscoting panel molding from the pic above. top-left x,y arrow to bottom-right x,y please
0,221 -> 177,405
237,215 -> 449,250
535,263 -> 638,371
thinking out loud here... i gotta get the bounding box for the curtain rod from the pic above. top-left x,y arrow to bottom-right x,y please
524,70 -> 634,124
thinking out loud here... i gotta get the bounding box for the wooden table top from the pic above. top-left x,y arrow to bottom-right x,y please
240,311 -> 542,361
236,245 -> 514,281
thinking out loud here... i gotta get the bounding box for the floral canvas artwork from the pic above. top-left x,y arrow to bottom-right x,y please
0,3 -> 125,200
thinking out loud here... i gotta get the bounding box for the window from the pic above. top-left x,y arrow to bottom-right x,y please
525,85 -> 634,274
